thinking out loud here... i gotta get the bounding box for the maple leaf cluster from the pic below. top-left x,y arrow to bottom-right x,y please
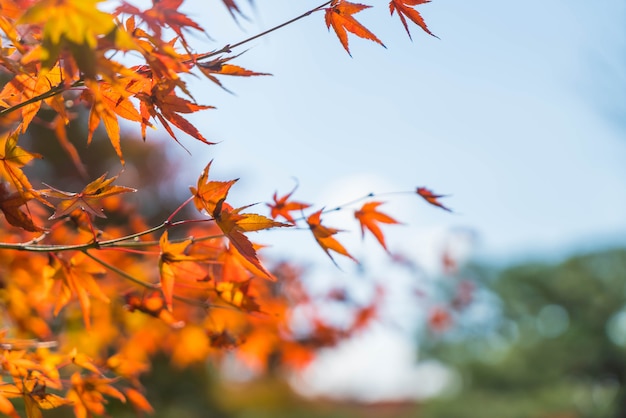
0,0 -> 454,416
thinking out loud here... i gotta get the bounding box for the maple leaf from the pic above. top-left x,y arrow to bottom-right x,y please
190,160 -> 238,215
354,201 -> 400,251
0,68 -> 64,132
42,173 -> 136,219
0,392 -> 19,418
218,241 -> 276,282
123,388 -> 154,416
22,378 -> 72,418
67,373 -> 125,418
416,186 -> 452,212
159,230 -> 206,311
215,279 -> 261,313
221,0 -> 249,22
325,0 -> 385,56
0,131 -> 42,193
307,209 -> 357,266
214,202 -> 289,281
124,291 -> 185,328
389,0 -> 437,40
83,79 -> 146,164
137,79 -> 215,146
19,0 -> 119,69
115,0 -> 204,48
69,348 -> 101,375
43,253 -> 110,330
190,160 -> 288,279
20,0 -> 115,48
0,182 -> 43,232
197,53 -> 271,92
49,114 -> 87,179
267,186 -> 311,224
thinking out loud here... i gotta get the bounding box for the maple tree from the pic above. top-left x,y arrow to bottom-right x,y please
0,0 -> 461,416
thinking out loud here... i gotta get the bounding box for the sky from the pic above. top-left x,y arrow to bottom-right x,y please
163,0 -> 626,265
122,0 -> 626,402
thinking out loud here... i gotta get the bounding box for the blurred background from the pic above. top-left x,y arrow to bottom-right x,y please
25,0 -> 626,416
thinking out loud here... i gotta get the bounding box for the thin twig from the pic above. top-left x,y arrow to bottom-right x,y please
193,1 -> 332,61
83,250 -> 159,290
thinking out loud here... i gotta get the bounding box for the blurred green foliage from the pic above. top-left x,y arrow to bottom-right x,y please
421,248 -> 626,418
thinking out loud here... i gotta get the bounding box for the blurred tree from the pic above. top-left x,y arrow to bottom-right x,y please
421,249 -> 626,418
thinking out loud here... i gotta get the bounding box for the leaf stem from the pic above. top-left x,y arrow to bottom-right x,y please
166,196 -> 194,224
290,190 -> 416,223
325,190 -> 415,212
98,222 -> 166,246
193,1 -> 332,61
0,81 -> 83,118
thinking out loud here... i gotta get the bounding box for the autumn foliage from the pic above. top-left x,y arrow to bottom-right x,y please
0,0 -> 447,416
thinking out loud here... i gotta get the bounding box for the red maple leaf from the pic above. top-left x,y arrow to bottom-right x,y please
389,0 -> 437,40
416,187 -> 452,212
325,0 -> 385,55
267,186 -> 311,224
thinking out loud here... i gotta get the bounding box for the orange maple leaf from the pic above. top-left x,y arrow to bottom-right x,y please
67,373 -> 126,418
416,186 -> 452,212
124,291 -> 184,328
389,0 -> 437,40
123,388 -> 154,416
189,160 -> 238,215
21,378 -> 72,418
49,114 -> 87,179
354,201 -> 400,251
19,0 -> 117,51
0,130 -> 42,194
83,79 -> 146,164
69,348 -> 101,375
266,186 -> 311,224
213,201 -> 289,281
0,183 -> 43,232
215,279 -> 261,313
190,161 -> 289,279
42,173 -> 136,219
44,252 -> 110,330
197,53 -> 271,92
307,209 -> 357,266
0,389 -> 19,418
115,0 -> 204,48
219,241 -> 276,283
325,0 -> 385,56
0,68 -> 64,132
159,230 -> 209,311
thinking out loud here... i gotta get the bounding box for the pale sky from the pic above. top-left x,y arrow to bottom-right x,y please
157,0 -> 626,265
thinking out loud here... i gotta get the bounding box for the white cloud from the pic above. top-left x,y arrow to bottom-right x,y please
291,324 -> 455,402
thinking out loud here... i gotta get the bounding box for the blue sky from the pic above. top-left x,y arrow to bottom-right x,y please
156,0 -> 626,267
